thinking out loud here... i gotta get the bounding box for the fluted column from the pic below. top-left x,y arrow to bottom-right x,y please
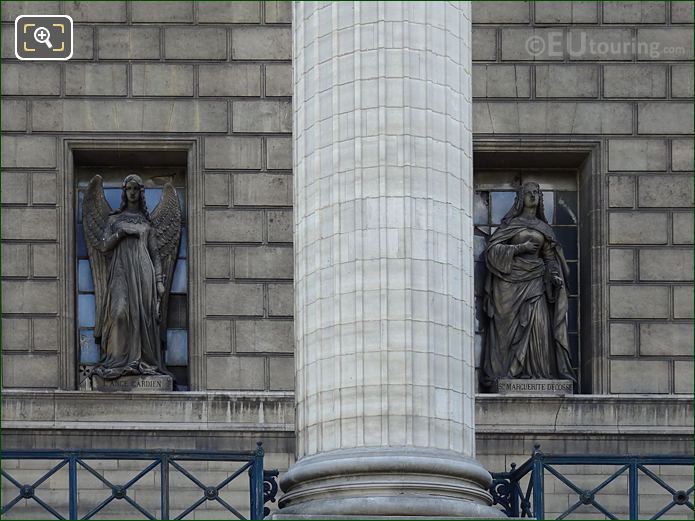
280,2 -> 500,517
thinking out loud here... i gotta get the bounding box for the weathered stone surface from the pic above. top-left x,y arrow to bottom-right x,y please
132,1 -> 192,22
205,246 -> 231,279
204,137 -> 262,169
2,243 -> 29,277
206,356 -> 265,390
2,317 -> 30,349
98,27 -> 160,59
232,27 -> 291,60
474,102 -> 632,134
674,361 -> 694,394
608,176 -> 635,208
535,65 -> 598,98
2,354 -> 58,388
205,283 -> 264,316
472,65 -> 530,98
473,1 -> 529,23
31,172 -> 57,205
232,100 -> 291,133
268,284 -> 293,316
602,2 -> 665,23
672,1 -> 694,23
534,2 -> 597,23
1,208 -> 57,240
198,1 -> 261,23
501,28 -> 565,61
608,140 -> 667,172
131,64 -> 194,97
235,246 -> 293,279
33,318 -> 59,351
609,248 -> 634,281
1,23 -> 13,59
672,212 -> 694,245
1,171 -> 28,204
236,320 -> 293,353
204,174 -> 229,207
66,64 -> 127,96
610,360 -> 669,394
205,320 -> 232,352
199,64 -> 261,97
672,64 -> 694,98
609,323 -> 635,356
267,137 -> 292,170
265,1 -> 292,23
32,244 -> 58,278
640,323 -> 694,356
604,65 -> 667,98
671,140 -> 694,172
609,285 -> 669,319
62,1 -> 125,21
204,210 -> 262,242
2,1 -> 60,20
268,356 -> 294,390
1,100 -> 26,131
639,249 -> 693,281
32,100 -> 227,133
92,375 -> 173,392
1,136 -> 55,168
674,286 -> 694,319
2,280 -> 58,313
638,175 -> 693,208
638,103 -> 694,134
637,28 -> 693,61
472,27 -> 496,61
495,379 -> 573,395
2,64 -> 60,95
267,210 -> 292,243
234,174 -> 292,206
266,64 -> 292,97
608,212 -> 667,244
164,27 -> 227,60
72,26 -> 94,60
568,28 -> 634,60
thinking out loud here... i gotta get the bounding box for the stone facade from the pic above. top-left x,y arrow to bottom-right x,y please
1,1 -> 693,520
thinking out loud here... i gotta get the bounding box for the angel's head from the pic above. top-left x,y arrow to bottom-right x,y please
120,173 -> 150,219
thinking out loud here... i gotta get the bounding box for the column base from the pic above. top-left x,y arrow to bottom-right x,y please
277,447 -> 505,519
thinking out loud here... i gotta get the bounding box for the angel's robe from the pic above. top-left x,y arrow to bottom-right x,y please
481,217 -> 574,388
93,211 -> 169,379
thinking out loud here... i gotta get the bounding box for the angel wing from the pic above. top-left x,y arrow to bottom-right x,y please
151,184 -> 182,341
82,175 -> 114,341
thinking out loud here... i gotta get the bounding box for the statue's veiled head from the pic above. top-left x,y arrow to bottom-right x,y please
119,173 -> 149,217
501,181 -> 548,225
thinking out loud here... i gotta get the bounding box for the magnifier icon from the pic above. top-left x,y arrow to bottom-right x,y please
33,26 -> 53,49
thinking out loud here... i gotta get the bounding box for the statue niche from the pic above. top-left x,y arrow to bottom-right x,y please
82,174 -> 181,391
481,182 -> 576,395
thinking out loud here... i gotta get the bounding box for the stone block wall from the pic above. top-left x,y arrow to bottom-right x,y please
1,1 -> 294,391
472,0 -> 694,395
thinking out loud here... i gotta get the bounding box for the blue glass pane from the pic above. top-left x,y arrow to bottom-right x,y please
77,191 -> 84,223
178,227 -> 187,259
104,188 -> 121,211
170,259 -> 187,294
178,191 -> 186,217
78,259 -> 94,292
556,191 -> 578,225
145,188 -> 163,213
78,294 -> 96,328
566,261 -> 578,296
76,224 -> 88,258
568,297 -> 578,333
491,192 -> 516,224
474,192 -> 489,225
79,329 -> 100,364
542,191 -> 554,224
554,226 -> 578,260
165,330 -> 188,366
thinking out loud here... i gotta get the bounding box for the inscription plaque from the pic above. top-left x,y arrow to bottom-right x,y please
92,375 -> 173,393
495,378 -> 574,396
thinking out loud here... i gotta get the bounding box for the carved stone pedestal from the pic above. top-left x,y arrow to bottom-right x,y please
495,379 -> 574,396
92,375 -> 173,392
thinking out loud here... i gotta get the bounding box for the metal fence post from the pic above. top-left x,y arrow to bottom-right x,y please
161,454 -> 170,521
251,443 -> 265,519
532,453 -> 544,520
628,460 -> 638,520
68,455 -> 78,520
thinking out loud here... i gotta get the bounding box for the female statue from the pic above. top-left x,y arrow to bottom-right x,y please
83,174 -> 181,379
481,182 -> 575,388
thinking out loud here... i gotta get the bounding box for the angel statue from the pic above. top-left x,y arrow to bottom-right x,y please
481,181 -> 575,389
83,173 -> 181,380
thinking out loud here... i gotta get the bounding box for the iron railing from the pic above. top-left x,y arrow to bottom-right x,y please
1,443 -> 280,520
490,444 -> 694,520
